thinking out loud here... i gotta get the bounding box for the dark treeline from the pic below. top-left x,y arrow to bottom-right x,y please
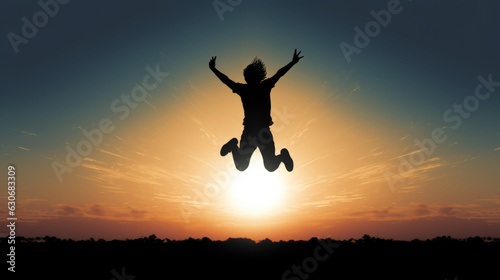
3,235 -> 499,279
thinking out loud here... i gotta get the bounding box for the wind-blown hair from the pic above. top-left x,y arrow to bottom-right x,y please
243,58 -> 267,84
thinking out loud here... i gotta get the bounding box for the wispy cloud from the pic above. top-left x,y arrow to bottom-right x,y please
20,131 -> 37,136
336,202 -> 500,223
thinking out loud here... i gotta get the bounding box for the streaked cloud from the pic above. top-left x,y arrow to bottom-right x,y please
20,131 -> 37,136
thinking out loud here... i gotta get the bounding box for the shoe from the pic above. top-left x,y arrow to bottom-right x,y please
220,138 -> 238,156
280,148 -> 294,172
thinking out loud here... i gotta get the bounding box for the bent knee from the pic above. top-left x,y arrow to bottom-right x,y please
235,162 -> 249,172
263,161 -> 279,172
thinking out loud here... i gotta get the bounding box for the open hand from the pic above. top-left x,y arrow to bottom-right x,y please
292,49 -> 303,64
209,56 -> 216,69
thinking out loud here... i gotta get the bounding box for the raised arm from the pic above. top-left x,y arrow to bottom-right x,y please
269,49 -> 304,84
209,56 -> 237,90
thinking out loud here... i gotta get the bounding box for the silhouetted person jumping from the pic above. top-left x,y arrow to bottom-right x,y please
209,49 -> 303,172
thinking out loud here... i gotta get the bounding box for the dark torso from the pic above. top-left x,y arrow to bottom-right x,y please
234,80 -> 274,127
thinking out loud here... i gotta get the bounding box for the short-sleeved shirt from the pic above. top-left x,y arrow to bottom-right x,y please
230,78 -> 277,128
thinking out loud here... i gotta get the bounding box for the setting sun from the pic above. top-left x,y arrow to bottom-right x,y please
228,160 -> 285,215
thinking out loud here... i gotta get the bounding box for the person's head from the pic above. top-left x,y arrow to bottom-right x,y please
244,58 -> 267,84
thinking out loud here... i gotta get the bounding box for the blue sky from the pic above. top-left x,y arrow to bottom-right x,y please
2,0 -> 499,154
1,0 -> 500,239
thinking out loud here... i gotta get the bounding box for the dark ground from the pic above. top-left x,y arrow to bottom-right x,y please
2,235 -> 499,280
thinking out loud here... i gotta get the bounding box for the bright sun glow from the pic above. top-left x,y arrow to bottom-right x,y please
229,163 -> 285,215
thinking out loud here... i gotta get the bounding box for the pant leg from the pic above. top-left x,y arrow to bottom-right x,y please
232,128 -> 257,171
256,127 -> 282,172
